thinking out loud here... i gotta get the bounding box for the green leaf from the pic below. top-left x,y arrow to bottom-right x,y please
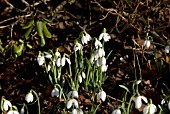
119,85 -> 130,93
42,23 -> 52,38
16,43 -> 24,56
36,21 -> 45,47
24,26 -> 34,40
22,19 -> 34,29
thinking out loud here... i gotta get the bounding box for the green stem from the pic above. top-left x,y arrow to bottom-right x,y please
32,90 -> 40,114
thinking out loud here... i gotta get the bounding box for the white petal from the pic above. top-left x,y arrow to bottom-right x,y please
97,92 -> 101,101
101,57 -> 106,65
95,40 -> 102,49
55,52 -> 60,57
72,109 -> 78,114
61,57 -> 66,67
47,64 -> 51,71
25,93 -> 33,103
101,64 -> 107,72
51,88 -> 59,97
45,53 -> 52,59
68,91 -> 73,98
143,40 -> 150,48
141,96 -> 148,103
136,80 -> 141,85
98,48 -> 105,57
20,108 -> 25,114
67,99 -> 73,109
56,58 -> 61,67
85,33 -> 91,41
99,33 -> 104,40
149,104 -> 157,114
3,100 -> 12,111
161,99 -> 165,105
135,96 -> 142,109
78,75 -> 82,83
168,101 -> 170,110
143,105 -> 149,114
112,109 -> 121,114
103,33 -> 111,42
73,99 -> 79,108
72,91 -> 78,99
101,91 -> 106,102
81,36 -> 87,45
7,111 -> 19,114
82,72 -> 86,79
165,46 -> 170,53
66,58 -> 71,65
37,56 -> 45,66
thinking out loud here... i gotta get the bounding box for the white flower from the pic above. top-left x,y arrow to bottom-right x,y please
165,46 -> 170,53
101,64 -> 107,72
161,99 -> 165,105
135,96 -> 148,109
47,64 -> 51,72
66,58 -> 71,65
74,42 -> 82,51
136,80 -> 141,85
44,53 -> 52,59
98,48 -> 105,58
51,88 -> 60,97
143,40 -> 150,48
99,33 -> 111,42
25,92 -> 34,103
95,39 -> 102,49
143,104 -> 157,114
20,108 -> 24,114
112,109 -> 121,114
168,100 -> 170,110
78,75 -> 82,83
81,35 -> 88,45
56,57 -> 61,67
67,99 -> 79,109
3,100 -> 12,111
37,55 -> 45,66
55,52 -> 60,57
7,110 -> 19,114
82,72 -> 86,79
68,91 -> 78,99
85,33 -> 91,41
97,91 -> 106,102
72,108 -> 83,114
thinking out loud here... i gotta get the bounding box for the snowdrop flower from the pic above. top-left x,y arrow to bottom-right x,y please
99,33 -> 111,42
81,35 -> 88,45
81,72 -> 86,79
78,75 -> 82,83
67,99 -> 79,109
135,96 -> 148,109
3,99 -> 12,111
20,107 -> 24,114
68,91 -> 78,99
143,104 -> 157,114
143,40 -> 150,49
85,33 -> 91,41
101,64 -> 107,72
25,92 -> 34,103
74,42 -> 82,51
47,64 -> 51,72
95,39 -> 102,49
72,108 -> 83,114
66,57 -> 71,65
51,88 -> 60,97
168,100 -> 170,110
55,51 -> 60,57
161,99 -> 165,105
7,110 -> 19,114
97,91 -> 106,102
56,57 -> 61,67
98,48 -> 105,58
61,56 -> 66,67
112,109 -> 121,114
44,53 -> 52,59
136,80 -> 142,85
165,46 -> 170,53
37,55 -> 45,66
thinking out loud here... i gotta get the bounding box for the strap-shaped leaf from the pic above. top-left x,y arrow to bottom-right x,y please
24,26 -> 34,40
42,22 -> 52,38
22,19 -> 34,29
36,21 -> 45,47
119,85 -> 130,93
